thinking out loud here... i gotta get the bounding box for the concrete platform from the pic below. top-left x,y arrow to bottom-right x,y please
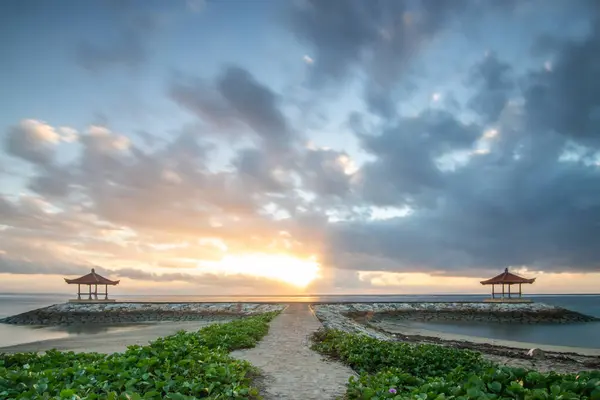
68,299 -> 117,303
483,298 -> 533,303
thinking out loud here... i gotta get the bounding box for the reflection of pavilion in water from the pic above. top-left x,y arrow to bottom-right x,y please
64,268 -> 119,302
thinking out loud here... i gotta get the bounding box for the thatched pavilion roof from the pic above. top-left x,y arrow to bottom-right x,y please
480,268 -> 535,285
64,268 -> 120,285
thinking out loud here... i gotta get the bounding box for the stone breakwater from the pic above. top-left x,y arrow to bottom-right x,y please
312,302 -> 598,338
0,303 -> 286,326
311,304 -> 391,340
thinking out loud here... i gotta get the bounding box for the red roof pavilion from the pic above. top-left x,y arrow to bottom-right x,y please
65,268 -> 119,301
481,268 -> 535,300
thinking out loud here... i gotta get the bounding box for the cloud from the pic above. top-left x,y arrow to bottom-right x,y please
170,78 -> 238,131
299,147 -> 356,198
4,120 -> 60,165
524,21 -> 600,147
28,165 -> 73,198
218,67 -> 295,149
326,10 -> 600,276
288,0 -> 469,117
468,53 -> 515,123
355,109 -> 480,207
233,148 -> 294,194
171,66 -> 297,152
58,127 -> 78,143
4,0 -> 600,294
0,257 -> 292,292
0,256 -> 88,276
289,0 -> 380,85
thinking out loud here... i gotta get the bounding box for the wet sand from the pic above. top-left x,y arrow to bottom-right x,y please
0,320 -> 228,354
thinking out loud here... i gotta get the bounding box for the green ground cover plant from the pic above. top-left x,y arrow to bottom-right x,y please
312,329 -> 600,400
0,312 -> 278,400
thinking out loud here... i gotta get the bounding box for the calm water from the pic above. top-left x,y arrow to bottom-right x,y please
0,293 -> 599,348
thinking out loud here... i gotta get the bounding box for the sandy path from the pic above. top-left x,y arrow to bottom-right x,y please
231,303 -> 355,400
0,320 -> 227,354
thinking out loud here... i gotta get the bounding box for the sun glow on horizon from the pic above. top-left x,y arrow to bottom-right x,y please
199,253 -> 321,288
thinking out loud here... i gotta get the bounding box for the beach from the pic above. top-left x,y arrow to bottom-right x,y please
2,297 -> 600,399
1,294 -> 600,352
1,298 -> 598,358
0,320 -> 224,354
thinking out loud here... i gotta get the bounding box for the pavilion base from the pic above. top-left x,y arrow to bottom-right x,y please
68,299 -> 116,303
484,298 -> 532,303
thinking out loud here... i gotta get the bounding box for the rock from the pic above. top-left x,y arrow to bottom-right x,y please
527,348 -> 544,359
0,302 -> 286,326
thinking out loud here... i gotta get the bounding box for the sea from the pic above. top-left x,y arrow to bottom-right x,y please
0,293 -> 599,349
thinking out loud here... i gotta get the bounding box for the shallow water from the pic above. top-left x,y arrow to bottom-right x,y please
384,319 -> 600,349
1,293 -> 599,348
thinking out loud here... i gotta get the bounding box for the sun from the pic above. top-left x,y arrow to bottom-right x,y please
214,253 -> 321,287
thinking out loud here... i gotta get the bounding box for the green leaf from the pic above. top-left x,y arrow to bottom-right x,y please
488,381 -> 502,393
60,388 -> 76,397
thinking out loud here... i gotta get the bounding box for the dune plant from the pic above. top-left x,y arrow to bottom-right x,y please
0,312 -> 278,399
312,329 -> 600,400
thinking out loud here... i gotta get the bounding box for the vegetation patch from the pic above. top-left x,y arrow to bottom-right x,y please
312,329 -> 600,399
0,312 -> 278,399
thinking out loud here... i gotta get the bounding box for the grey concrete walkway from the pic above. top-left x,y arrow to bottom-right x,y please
231,303 -> 355,400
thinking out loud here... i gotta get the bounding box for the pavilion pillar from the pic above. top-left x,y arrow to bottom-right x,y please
77,284 -> 81,300
94,284 -> 98,300
105,284 -> 108,300
502,284 -> 505,298
492,284 -> 495,299
508,284 -> 511,298
88,284 -> 92,300
519,283 -> 522,298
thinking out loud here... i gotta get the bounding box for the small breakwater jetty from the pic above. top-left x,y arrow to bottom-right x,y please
311,302 -> 599,340
1,300 -> 597,327
0,302 -> 285,325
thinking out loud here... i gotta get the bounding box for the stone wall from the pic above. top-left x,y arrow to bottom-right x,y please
311,304 -> 391,340
0,303 -> 286,326
312,302 -> 598,329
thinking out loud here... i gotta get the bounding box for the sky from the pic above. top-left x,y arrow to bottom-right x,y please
1,0 -> 600,295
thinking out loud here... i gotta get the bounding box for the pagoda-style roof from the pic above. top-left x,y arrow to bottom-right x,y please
64,268 -> 120,285
480,268 -> 535,285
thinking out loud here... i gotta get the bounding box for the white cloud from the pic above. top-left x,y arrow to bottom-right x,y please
4,119 -> 61,164
59,126 -> 78,142
85,125 -> 130,152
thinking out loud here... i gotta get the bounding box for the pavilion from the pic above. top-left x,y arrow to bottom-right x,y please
65,268 -> 120,302
480,268 -> 535,303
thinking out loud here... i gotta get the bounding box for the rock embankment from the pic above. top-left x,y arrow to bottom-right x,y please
0,303 -> 285,326
311,304 -> 391,340
312,302 -> 597,330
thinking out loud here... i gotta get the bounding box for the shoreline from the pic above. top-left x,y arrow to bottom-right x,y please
2,301 -> 599,365
0,320 -> 226,354
311,302 -> 600,373
374,320 -> 600,356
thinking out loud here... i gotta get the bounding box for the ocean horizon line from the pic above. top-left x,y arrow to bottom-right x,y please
1,292 -> 599,297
